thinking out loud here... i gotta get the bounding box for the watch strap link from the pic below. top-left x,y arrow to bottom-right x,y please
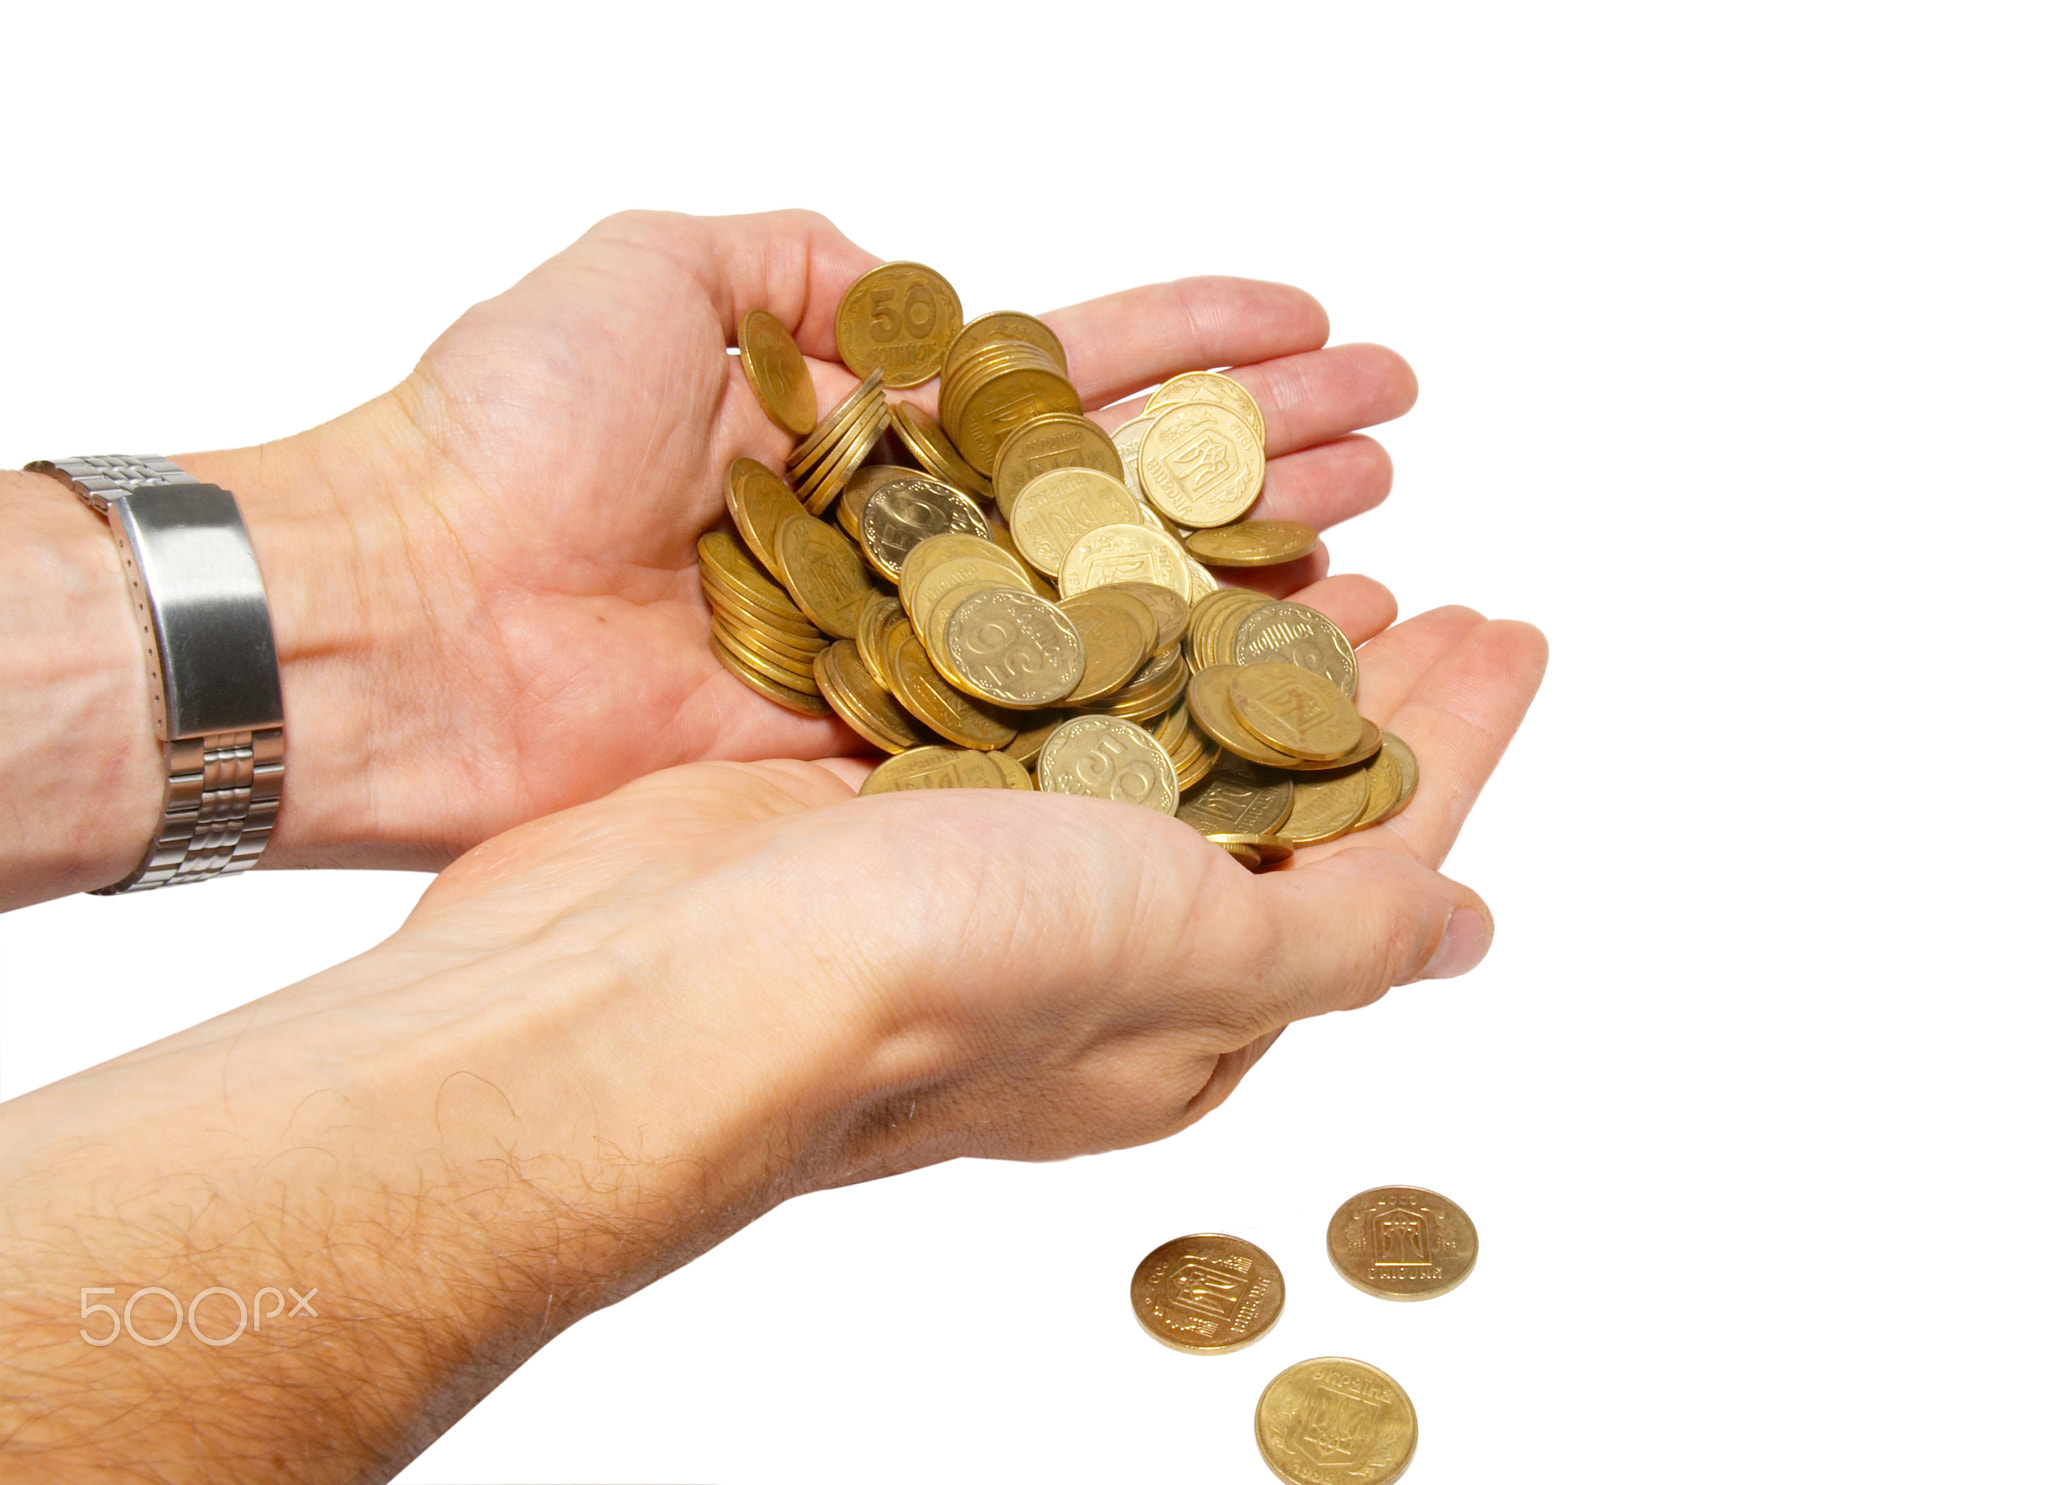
28,454 -> 287,895
120,728 -> 285,893
27,454 -> 197,511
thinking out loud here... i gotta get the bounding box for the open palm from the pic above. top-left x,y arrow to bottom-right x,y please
322,210 -> 1420,863
408,569 -> 1546,1183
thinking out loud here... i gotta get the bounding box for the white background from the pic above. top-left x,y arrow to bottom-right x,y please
2,3 -> 2042,1481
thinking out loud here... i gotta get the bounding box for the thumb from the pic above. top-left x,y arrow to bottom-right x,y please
1246,844 -> 1494,1033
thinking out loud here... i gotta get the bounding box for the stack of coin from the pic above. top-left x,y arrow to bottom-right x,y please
939,314 -> 1083,475
786,368 -> 887,513
714,286 -> 1418,867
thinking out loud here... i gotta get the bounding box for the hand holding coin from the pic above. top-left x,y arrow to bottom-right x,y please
173,208 -> 1423,872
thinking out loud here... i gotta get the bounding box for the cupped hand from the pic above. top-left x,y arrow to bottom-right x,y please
190,211 -> 1418,869
390,575 -> 1543,1193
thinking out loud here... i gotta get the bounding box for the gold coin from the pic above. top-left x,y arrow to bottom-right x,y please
1009,466 -> 1146,576
1254,1358 -> 1417,1485
1144,370 -> 1268,448
945,310 -> 1068,381
709,630 -> 831,717
1139,400 -> 1266,528
882,621 -> 1018,749
1185,664 -> 1300,768
775,516 -> 878,639
855,593 -> 904,683
952,364 -> 1083,475
1233,601 -> 1359,698
988,749 -> 1037,791
1129,1233 -> 1285,1354
998,710 -> 1065,768
899,532 -> 1031,607
1282,721 -> 1384,774
838,464 -> 919,542
1172,716 -> 1222,791
1110,414 -> 1156,498
815,641 -> 925,754
737,308 -> 817,436
1176,753 -> 1295,836
1327,1186 -> 1477,1301
1189,588 -> 1270,669
942,587 -> 1085,708
908,557 -> 1030,647
990,412 -> 1125,520
887,400 -> 990,496
702,566 -> 819,639
789,368 -> 884,469
794,396 -> 889,512
1104,581 -> 1190,654
699,532 -> 816,624
858,472 -> 989,580
1184,520 -> 1319,568
835,261 -> 963,388
1076,647 -> 1185,723
1035,715 -> 1179,813
1206,833 -> 1295,870
983,520 -> 1061,602
860,745 -> 1010,795
1349,733 -> 1418,832
1227,663 -> 1365,762
725,457 -> 809,584
1056,594 -> 1152,704
1275,761 -> 1375,846
1059,522 -> 1194,602
717,611 -> 827,665
711,621 -> 822,692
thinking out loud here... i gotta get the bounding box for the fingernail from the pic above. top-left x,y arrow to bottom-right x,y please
1422,906 -> 1492,980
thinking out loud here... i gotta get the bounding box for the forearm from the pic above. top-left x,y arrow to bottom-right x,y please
0,927 -> 837,1483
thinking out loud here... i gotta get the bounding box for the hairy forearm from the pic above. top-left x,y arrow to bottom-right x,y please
0,927 -> 836,1482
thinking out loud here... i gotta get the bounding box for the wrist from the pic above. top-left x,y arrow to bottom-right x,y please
176,397 -> 449,871
0,471 -> 162,907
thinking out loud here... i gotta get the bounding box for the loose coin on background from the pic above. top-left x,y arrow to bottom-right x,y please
1129,1233 -> 1285,1354
1326,1186 -> 1478,1301
1254,1357 -> 1417,1485
834,261 -> 964,387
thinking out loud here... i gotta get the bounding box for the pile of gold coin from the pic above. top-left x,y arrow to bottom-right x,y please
1129,1187 -> 1477,1485
707,261 -> 1417,867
